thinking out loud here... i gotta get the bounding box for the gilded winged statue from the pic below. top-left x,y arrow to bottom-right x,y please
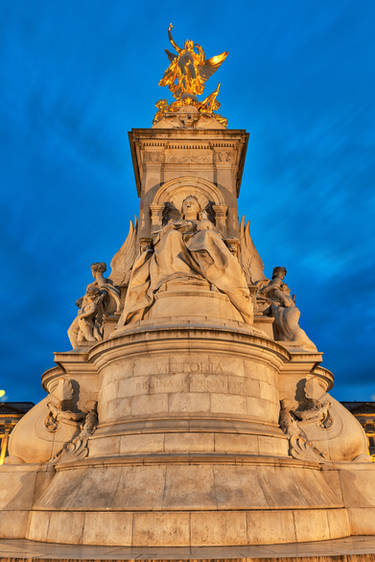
159,23 -> 228,101
154,24 -> 228,127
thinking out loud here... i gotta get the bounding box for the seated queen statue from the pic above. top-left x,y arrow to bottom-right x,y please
117,195 -> 253,326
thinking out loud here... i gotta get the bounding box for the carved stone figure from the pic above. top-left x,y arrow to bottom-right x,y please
280,378 -> 371,463
45,377 -> 84,432
68,286 -> 104,349
68,262 -> 121,349
5,376 -> 85,464
49,401 -> 98,464
279,399 -> 326,462
259,266 -> 316,350
295,378 -> 332,428
88,262 -> 121,313
117,195 -> 253,326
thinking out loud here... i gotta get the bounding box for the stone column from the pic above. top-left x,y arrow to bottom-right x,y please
149,204 -> 165,233
213,204 -> 228,235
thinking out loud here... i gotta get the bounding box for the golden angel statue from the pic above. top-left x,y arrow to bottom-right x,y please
159,23 -> 228,101
154,24 -> 228,127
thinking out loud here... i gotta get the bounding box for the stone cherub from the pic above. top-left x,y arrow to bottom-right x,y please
259,266 -> 316,350
68,262 -> 120,349
117,194 -> 253,326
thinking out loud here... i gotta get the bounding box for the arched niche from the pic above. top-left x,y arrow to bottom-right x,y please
150,176 -> 228,234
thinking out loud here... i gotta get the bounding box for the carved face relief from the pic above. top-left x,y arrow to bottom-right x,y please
51,377 -> 74,403
272,267 -> 287,280
91,262 -> 107,277
181,195 -> 201,219
304,378 -> 326,401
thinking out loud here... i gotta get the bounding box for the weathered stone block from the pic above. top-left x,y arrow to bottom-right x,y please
83,512 -> 132,545
164,432 -> 214,453
247,509 -> 296,544
210,393 -> 248,415
133,512 -> 190,546
191,511 -> 247,545
214,433 -> 259,454
120,433 -> 164,454
131,393 -> 168,416
168,392 -> 210,413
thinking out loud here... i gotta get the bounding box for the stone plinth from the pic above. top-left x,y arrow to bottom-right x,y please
19,323 -> 348,546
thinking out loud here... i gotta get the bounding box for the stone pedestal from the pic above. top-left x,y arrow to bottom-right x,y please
24,322 -> 348,546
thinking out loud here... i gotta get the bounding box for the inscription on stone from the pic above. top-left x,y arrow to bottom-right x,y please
157,357 -> 223,375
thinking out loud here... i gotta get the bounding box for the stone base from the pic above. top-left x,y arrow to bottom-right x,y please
0,463 -> 54,539
1,535 -> 375,561
144,278 -> 245,325
19,454 -> 348,546
2,322 -> 375,548
27,507 -> 350,547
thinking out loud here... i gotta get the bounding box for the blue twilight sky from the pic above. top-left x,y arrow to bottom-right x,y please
1,1 -> 374,404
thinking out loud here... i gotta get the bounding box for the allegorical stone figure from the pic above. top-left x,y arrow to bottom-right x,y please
67,286 -> 104,349
118,195 -> 253,326
68,262 -> 120,349
260,266 -> 316,350
279,377 -> 371,463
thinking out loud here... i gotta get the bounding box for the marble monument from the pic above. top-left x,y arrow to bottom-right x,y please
1,25 -> 375,548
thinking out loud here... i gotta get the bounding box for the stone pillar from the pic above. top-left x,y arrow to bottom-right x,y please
149,204 -> 165,233
213,204 -> 228,235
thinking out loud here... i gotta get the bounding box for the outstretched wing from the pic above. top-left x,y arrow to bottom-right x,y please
199,51 -> 228,82
109,216 -> 138,287
165,49 -> 177,63
239,216 -> 265,284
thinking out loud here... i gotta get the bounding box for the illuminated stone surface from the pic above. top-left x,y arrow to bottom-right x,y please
0,103 -> 374,551
1,535 -> 375,561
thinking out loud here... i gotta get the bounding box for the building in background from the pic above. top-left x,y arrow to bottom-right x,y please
342,402 -> 375,457
0,402 -> 34,464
